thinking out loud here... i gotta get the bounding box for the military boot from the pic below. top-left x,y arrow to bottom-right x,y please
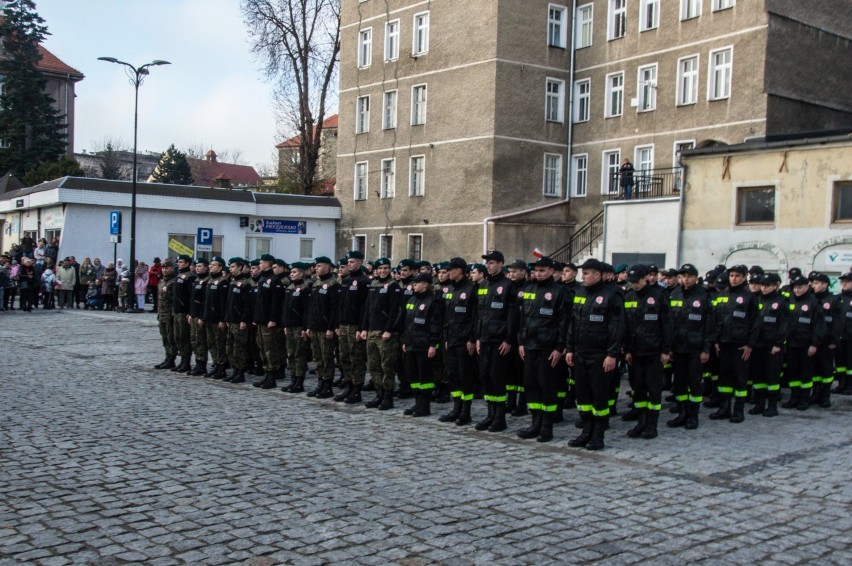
817,382 -> 831,408
434,383 -> 450,404
763,395 -> 779,417
684,402 -> 700,429
512,393 -> 529,417
748,391 -> 766,415
667,403 -> 687,427
782,389 -> 800,409
397,383 -> 414,399
316,379 -> 334,399
212,364 -> 226,379
641,411 -> 659,439
488,403 -> 507,432
516,410 -> 542,439
306,379 -> 323,397
154,355 -> 175,369
412,392 -> 431,417
172,356 -> 191,373
190,362 -> 207,377
568,417 -> 592,448
230,369 -> 246,384
505,391 -> 517,413
439,398 -> 462,422
840,376 -> 852,395
333,382 -> 353,402
282,374 -> 298,392
455,400 -> 472,425
364,388 -> 384,409
796,389 -> 810,410
403,392 -> 422,416
627,410 -> 647,438
332,374 -> 345,388
585,418 -> 607,451
474,402 -> 495,431
729,398 -> 745,423
709,397 -> 732,420
290,375 -> 305,393
536,413 -> 554,443
344,384 -> 363,404
553,397 -> 565,423
621,405 -> 640,421
363,380 -> 376,392
204,363 -> 218,378
378,388 -> 395,410
224,368 -> 239,382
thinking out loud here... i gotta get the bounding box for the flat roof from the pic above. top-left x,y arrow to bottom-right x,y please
684,129 -> 852,158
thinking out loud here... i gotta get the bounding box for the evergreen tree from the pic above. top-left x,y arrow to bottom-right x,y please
151,144 -> 194,185
0,0 -> 68,177
99,142 -> 123,180
22,155 -> 83,186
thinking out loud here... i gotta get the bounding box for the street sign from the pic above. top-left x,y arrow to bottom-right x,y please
109,210 -> 122,235
196,227 -> 213,253
109,235 -> 121,244
168,239 -> 194,257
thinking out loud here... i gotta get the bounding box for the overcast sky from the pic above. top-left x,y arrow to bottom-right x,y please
37,0 -> 292,171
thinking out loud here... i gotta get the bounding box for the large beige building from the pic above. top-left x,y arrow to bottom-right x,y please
336,0 -> 852,263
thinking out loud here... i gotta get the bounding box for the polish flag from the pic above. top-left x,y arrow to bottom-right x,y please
532,248 -> 544,258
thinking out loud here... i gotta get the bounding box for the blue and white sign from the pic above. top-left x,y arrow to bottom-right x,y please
250,219 -> 307,234
109,210 -> 122,235
196,227 -> 213,252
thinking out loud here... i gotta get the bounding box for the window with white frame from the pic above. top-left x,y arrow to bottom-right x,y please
543,154 -> 562,197
548,4 -> 568,48
354,162 -> 368,200
576,3 -> 593,48
639,0 -> 659,31
673,140 -> 695,166
574,79 -> 590,123
409,156 -> 425,197
411,84 -> 427,125
358,28 -> 372,68
712,0 -> 735,11
385,20 -> 399,61
356,95 -> 370,133
634,145 -> 654,192
605,72 -> 624,118
708,47 -> 732,100
637,64 -> 657,112
299,239 -> 314,259
602,149 -> 621,194
408,234 -> 423,261
380,234 -> 393,259
380,158 -> 395,198
353,235 -> 367,255
382,90 -> 397,129
571,154 -> 588,197
545,78 -> 565,123
608,0 -> 626,40
680,0 -> 701,20
677,55 -> 699,105
412,12 -> 429,55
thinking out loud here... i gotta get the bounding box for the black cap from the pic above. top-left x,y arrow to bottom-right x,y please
447,257 -> 468,270
412,273 -> 433,284
662,268 -> 679,277
729,264 -> 748,275
748,265 -> 765,276
347,250 -> 365,260
678,263 -> 699,276
564,262 -> 577,271
274,258 -> 288,268
482,250 -> 505,263
535,257 -> 557,269
839,272 -> 852,281
259,253 -> 275,263
178,254 -> 192,262
791,276 -> 809,287
578,258 -> 606,272
812,273 -> 830,284
749,275 -> 765,285
508,259 -> 528,270
314,256 -> 333,266
627,265 -> 649,283
715,274 -> 729,289
788,267 -> 802,279
600,262 -> 614,274
807,271 -> 818,281
647,264 -> 659,273
762,273 -> 781,285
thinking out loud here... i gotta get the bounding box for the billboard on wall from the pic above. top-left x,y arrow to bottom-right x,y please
249,218 -> 307,234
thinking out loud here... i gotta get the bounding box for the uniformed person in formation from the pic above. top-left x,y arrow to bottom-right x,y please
188,258 -> 210,376
171,254 -> 196,374
748,273 -> 789,417
565,258 -> 625,451
281,261 -> 312,393
223,258 -> 252,383
505,260 -> 530,417
247,260 -> 263,376
201,257 -> 230,379
402,272 -> 444,417
782,275 -> 827,410
811,273 -> 838,407
359,257 -> 402,410
154,259 -> 177,370
335,251 -> 370,403
252,254 -> 284,389
439,257 -> 478,425
306,256 -> 340,398
835,272 -> 852,395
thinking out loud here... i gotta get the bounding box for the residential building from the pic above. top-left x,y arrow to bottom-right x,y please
276,114 -> 338,195
75,149 -> 160,183
187,150 -> 262,189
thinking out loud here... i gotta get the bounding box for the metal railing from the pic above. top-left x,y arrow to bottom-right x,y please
605,166 -> 683,201
549,209 -> 604,264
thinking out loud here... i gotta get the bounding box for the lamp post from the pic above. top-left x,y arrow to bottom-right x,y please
97,57 -> 170,304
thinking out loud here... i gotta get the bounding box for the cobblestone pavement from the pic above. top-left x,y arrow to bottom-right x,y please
1,309 -> 851,565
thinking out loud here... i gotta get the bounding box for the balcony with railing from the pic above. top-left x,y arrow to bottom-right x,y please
605,166 -> 684,201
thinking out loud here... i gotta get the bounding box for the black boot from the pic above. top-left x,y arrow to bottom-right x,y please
307,379 -> 324,397
488,403 -> 507,432
363,380 -> 376,392
621,405 -> 640,421
709,397 -> 732,420
154,355 -> 175,369
730,398 -> 745,423
684,402 -> 700,429
316,379 -> 334,399
439,398 -> 462,422
332,374 -> 345,387
190,362 -> 207,377
412,391 -> 431,417
434,383 -> 450,404
282,374 -> 297,392
253,372 -> 277,389
796,389 -> 810,410
512,393 -> 529,417
553,397 -> 564,423
455,400 -> 472,425
505,391 -> 517,413
334,382 -> 353,402
344,384 -> 363,404
204,363 -> 218,378
404,392 -> 422,416
568,417 -> 592,447
172,356 -> 191,373
641,411 -> 659,439
536,413 -> 554,443
831,375 -> 845,394
763,395 -> 779,417
586,418 -> 607,451
818,382 -> 831,408
378,388 -> 395,410
782,389 -> 799,409
516,410 -> 542,439
213,364 -> 227,380
667,403 -> 687,427
397,383 -> 414,399
627,410 -> 647,438
748,391 -> 766,415
290,375 -> 304,393
474,402 -> 495,431
231,369 -> 246,384
365,388 -> 385,409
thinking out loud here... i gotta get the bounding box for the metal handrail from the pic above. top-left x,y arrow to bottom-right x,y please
605,166 -> 683,201
549,208 -> 604,264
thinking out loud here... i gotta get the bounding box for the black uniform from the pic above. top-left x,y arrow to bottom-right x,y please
253,269 -> 284,374
783,289 -> 827,408
836,287 -> 852,394
474,272 -> 518,405
338,269 -> 371,388
442,278 -> 478,403
813,290 -> 839,394
224,273 -> 253,373
713,282 -> 759,407
750,290 -> 789,412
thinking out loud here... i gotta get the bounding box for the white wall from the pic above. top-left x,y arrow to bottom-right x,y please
602,198 -> 680,266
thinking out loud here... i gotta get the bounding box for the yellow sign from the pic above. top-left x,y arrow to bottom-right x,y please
168,239 -> 193,257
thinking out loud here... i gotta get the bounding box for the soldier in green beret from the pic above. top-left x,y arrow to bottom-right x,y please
223,258 -> 252,383
171,254 -> 196,374
154,259 -> 178,370
202,257 -> 230,379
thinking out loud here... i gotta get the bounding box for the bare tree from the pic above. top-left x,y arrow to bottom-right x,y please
185,143 -> 248,165
241,0 -> 340,195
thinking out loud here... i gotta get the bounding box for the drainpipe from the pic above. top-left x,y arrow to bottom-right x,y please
65,74 -> 71,154
675,164 -> 688,265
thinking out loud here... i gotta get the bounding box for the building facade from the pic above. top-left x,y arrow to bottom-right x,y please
277,114 -> 339,195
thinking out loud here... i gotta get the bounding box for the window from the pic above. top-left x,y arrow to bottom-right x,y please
576,4 -> 593,48
608,0 -> 626,40
639,0 -> 659,31
673,140 -> 695,166
834,182 -> 852,222
412,12 -> 429,55
574,79 -> 590,122
299,239 -> 314,259
634,145 -> 654,193
385,20 -> 399,61
245,236 -> 271,260
409,156 -> 425,197
380,234 -> 393,260
737,187 -> 775,224
602,149 -> 621,194
548,4 -> 568,48
543,154 -> 562,197
545,78 -> 565,123
572,154 -> 588,197
380,158 -> 395,198
605,72 -> 624,118
411,84 -> 427,125
358,28 -> 372,68
354,162 -> 368,201
382,90 -> 397,129
680,0 -> 701,20
408,234 -> 423,261
353,235 -> 367,255
173,233 -> 223,262
677,55 -> 699,105
356,95 -> 370,133
637,64 -> 657,112
712,0 -> 735,11
708,47 -> 733,100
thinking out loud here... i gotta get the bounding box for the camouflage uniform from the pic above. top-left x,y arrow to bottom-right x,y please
172,266 -> 195,360
190,274 -> 210,366
283,277 -> 312,380
157,271 -> 177,357
202,271 -> 229,369
225,273 -> 253,371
